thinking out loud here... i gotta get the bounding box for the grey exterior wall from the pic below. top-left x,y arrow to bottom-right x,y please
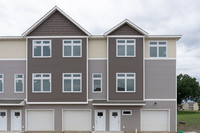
0,61 -> 26,99
145,60 -> 176,99
108,37 -> 144,100
88,60 -> 107,100
108,23 -> 143,35
27,38 -> 87,102
28,11 -> 87,36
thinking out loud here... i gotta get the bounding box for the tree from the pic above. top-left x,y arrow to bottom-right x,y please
177,74 -> 200,105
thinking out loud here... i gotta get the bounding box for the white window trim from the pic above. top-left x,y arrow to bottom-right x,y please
62,40 -> 82,57
116,39 -> 136,57
0,74 -> 4,93
32,40 -> 52,58
92,73 -> 102,93
14,74 -> 24,93
62,73 -> 82,93
32,73 -> 52,93
122,110 -> 132,115
149,41 -> 168,58
116,73 -> 136,93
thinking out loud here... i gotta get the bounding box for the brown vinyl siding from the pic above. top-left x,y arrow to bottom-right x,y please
28,11 -> 87,36
108,37 -> 143,100
27,38 -> 87,102
108,23 -> 143,35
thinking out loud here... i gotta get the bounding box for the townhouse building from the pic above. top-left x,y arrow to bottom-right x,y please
0,6 -> 181,133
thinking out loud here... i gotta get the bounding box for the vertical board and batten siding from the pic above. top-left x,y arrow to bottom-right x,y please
28,11 -> 87,36
27,38 -> 87,102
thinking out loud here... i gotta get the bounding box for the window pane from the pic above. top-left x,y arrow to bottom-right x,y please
159,42 -> 166,45
43,41 -> 50,44
64,46 -> 71,56
150,42 -> 157,45
0,75 -> 3,78
93,74 -> 101,78
64,74 -> 71,77
94,80 -> 101,92
0,81 -> 2,92
159,47 -> 166,57
34,46 -> 41,56
43,79 -> 50,92
43,74 -> 50,77
127,40 -> 134,43
73,74 -> 80,77
34,80 -> 41,91
73,40 -> 81,44
118,45 -> 125,56
35,74 -> 41,77
127,45 -> 134,56
117,40 -> 125,43
64,40 -> 71,44
35,41 -> 41,44
64,79 -> 71,91
16,80 -> 23,92
117,74 -> 125,77
150,47 -> 157,57
127,79 -> 134,91
117,79 -> 125,91
127,74 -> 134,77
16,75 -> 23,78
43,46 -> 50,56
73,46 -> 80,56
73,79 -> 80,91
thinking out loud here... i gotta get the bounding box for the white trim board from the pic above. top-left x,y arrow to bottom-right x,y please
88,58 -> 107,60
26,102 -> 88,104
145,99 -> 176,101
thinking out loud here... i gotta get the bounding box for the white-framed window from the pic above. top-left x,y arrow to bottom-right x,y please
63,40 -> 82,57
32,73 -> 51,93
116,39 -> 136,57
122,110 -> 132,115
0,74 -> 4,93
116,73 -> 135,92
62,73 -> 82,92
14,74 -> 24,93
92,73 -> 102,93
149,41 -> 167,58
32,40 -> 51,58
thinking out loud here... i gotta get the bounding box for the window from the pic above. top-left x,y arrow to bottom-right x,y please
14,74 -> 24,93
33,40 -> 51,57
116,39 -> 136,57
92,73 -> 102,93
116,73 -> 135,92
122,110 -> 132,115
63,40 -> 82,57
0,74 -> 4,93
32,73 -> 51,92
63,73 -> 82,92
149,41 -> 167,58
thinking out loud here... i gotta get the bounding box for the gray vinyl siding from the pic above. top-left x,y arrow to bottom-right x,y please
88,60 -> 107,100
145,60 -> 176,99
0,61 -> 26,99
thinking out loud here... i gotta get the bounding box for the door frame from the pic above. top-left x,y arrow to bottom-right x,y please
140,109 -> 170,132
0,110 -> 7,131
11,110 -> 22,131
95,110 -> 106,131
109,110 -> 121,131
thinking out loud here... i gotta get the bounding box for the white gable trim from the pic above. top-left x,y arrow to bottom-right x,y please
22,6 -> 91,37
104,19 -> 149,36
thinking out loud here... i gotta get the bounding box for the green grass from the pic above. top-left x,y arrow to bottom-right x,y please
177,111 -> 200,132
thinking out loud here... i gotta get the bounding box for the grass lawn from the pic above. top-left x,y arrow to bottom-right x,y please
177,111 -> 200,132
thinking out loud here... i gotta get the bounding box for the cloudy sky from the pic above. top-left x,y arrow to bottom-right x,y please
0,0 -> 200,81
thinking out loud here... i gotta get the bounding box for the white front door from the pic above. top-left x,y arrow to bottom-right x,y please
95,110 -> 106,131
0,110 -> 7,131
110,110 -> 120,131
11,110 -> 22,131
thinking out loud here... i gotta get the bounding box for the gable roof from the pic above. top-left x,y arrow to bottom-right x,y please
104,19 -> 149,36
22,6 -> 91,37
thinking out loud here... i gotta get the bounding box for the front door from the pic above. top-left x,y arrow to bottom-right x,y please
95,110 -> 106,131
11,110 -> 22,131
110,110 -> 120,131
0,110 -> 7,131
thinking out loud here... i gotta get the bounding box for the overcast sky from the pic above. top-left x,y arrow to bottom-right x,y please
0,0 -> 200,81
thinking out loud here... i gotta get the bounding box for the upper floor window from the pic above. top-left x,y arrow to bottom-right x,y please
149,41 -> 167,58
0,74 -> 4,93
63,73 -> 82,92
116,39 -> 136,57
92,73 -> 102,93
33,40 -> 51,58
14,74 -> 24,93
116,73 -> 135,92
63,40 -> 82,57
32,73 -> 51,93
